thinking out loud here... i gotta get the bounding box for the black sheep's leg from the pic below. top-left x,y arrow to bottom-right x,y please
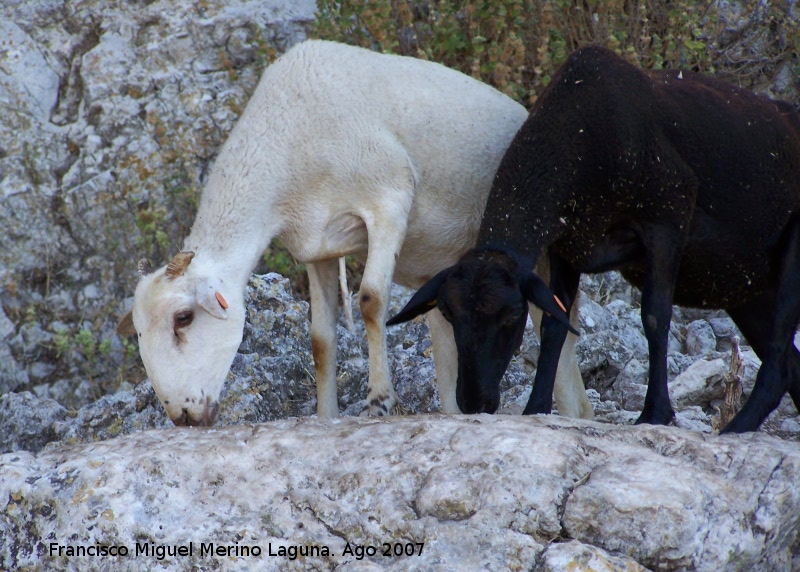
636,223 -> 686,426
723,218 -> 800,433
789,350 -> 800,413
726,294 -> 800,432
524,251 -> 580,415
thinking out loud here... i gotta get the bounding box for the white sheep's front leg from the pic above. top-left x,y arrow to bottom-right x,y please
427,308 -> 460,414
358,215 -> 409,416
529,295 -> 594,419
308,259 -> 341,418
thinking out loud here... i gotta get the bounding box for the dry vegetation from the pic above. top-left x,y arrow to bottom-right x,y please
314,1 -> 798,104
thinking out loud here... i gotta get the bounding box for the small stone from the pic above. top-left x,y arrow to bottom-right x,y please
685,320 -> 717,356
670,358 -> 727,407
780,418 -> 800,434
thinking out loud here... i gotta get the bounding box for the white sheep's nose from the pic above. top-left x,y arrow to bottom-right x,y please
170,397 -> 218,427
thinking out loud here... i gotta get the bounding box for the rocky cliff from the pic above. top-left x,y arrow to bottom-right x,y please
2,1 -> 800,571
0,0 -> 315,402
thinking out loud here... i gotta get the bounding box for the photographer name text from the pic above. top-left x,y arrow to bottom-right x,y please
48,541 -> 425,562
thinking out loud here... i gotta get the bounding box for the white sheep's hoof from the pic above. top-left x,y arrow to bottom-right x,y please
360,393 -> 398,416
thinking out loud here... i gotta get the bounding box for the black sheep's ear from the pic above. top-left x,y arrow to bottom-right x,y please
520,273 -> 580,336
387,267 -> 452,326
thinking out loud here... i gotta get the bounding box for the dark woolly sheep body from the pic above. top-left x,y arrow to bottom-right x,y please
483,47 -> 800,308
390,45 -> 800,433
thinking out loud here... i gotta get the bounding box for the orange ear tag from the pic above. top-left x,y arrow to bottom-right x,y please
545,295 -> 568,318
215,291 -> 229,310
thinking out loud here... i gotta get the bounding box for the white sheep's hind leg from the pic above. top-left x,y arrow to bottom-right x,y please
308,259 -> 340,418
529,296 -> 594,419
427,309 -> 460,414
358,217 -> 408,416
554,294 -> 594,419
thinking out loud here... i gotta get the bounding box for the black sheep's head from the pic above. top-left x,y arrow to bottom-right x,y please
387,248 -> 577,414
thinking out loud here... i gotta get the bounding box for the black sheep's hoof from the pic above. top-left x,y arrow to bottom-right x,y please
719,414 -> 758,434
634,407 -> 676,426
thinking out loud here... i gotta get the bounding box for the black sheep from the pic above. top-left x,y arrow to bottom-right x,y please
388,46 -> 800,433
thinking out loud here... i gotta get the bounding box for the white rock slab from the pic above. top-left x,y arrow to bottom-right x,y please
1,415 -> 798,571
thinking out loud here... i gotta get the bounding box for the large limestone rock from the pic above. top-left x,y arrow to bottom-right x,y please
2,415 -> 798,571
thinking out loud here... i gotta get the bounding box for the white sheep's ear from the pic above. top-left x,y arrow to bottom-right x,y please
117,311 -> 137,336
196,278 -> 229,320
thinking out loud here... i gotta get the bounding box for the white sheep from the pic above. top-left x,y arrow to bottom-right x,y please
117,39 -> 593,425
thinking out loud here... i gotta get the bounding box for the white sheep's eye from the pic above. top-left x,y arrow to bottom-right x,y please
173,310 -> 194,330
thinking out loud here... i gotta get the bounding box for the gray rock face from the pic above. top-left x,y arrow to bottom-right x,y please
2,416 -> 798,571
0,0 -> 315,398
684,320 -> 717,357
0,392 -> 67,453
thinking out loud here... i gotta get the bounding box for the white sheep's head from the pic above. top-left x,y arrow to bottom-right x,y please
117,251 -> 244,426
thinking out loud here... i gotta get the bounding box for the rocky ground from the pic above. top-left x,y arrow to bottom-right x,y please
3,413 -> 799,572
